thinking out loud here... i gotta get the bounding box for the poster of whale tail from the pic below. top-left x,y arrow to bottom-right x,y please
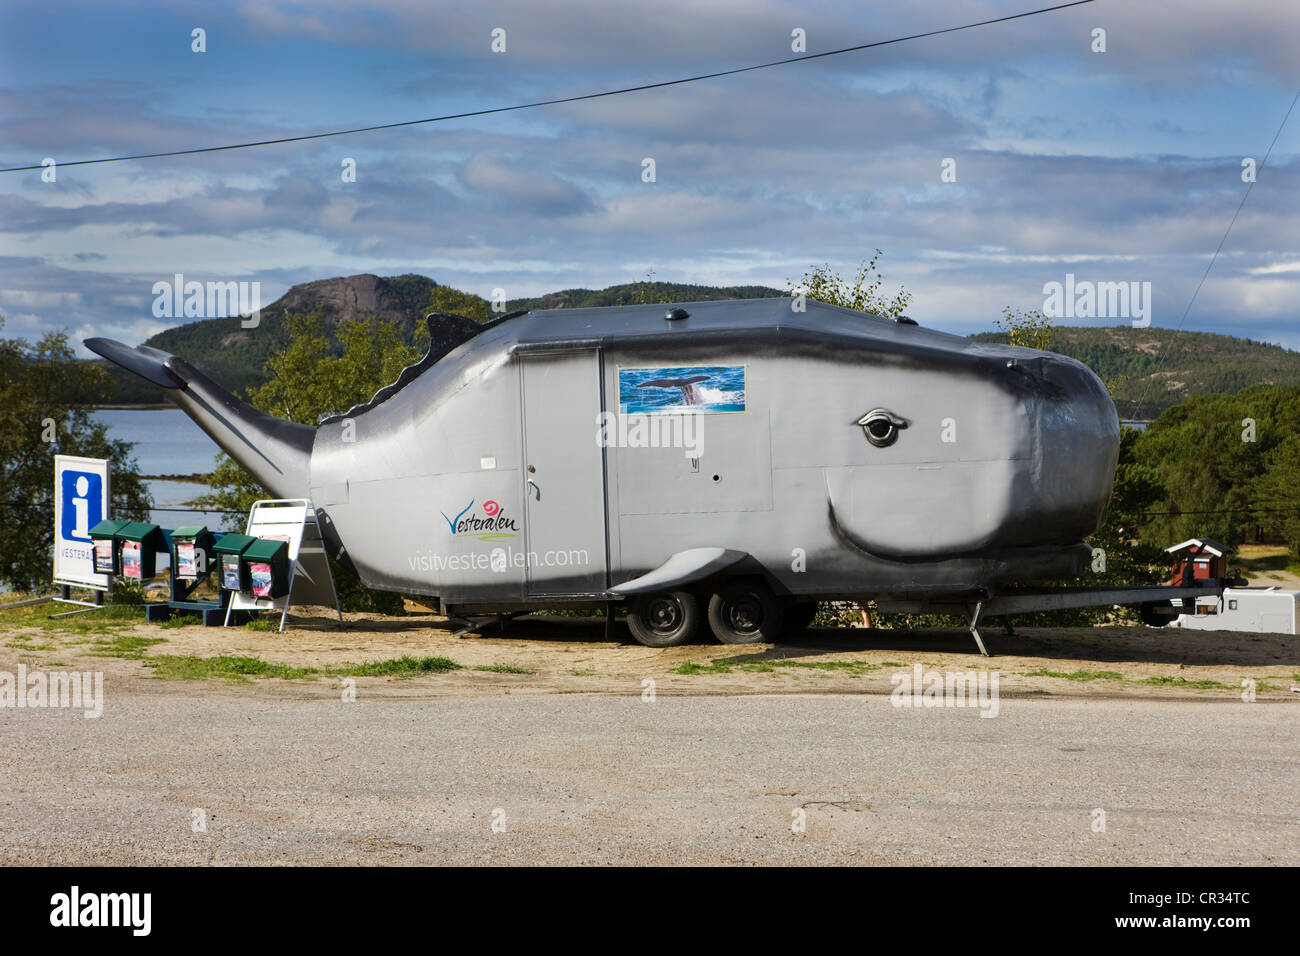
620,365 -> 746,414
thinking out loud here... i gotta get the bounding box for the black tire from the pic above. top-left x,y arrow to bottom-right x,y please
1139,601 -> 1174,627
782,601 -> 818,634
627,590 -> 701,647
708,579 -> 784,644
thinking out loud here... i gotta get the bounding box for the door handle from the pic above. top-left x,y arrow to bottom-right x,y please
527,478 -> 541,501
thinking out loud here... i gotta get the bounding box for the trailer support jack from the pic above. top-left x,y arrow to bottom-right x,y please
964,600 -> 991,657
449,611 -> 529,638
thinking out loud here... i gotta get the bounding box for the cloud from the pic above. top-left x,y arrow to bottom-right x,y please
2,0 -> 1297,358
458,153 -> 595,215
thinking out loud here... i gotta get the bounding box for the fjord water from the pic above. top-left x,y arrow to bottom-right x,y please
90,408 -> 224,528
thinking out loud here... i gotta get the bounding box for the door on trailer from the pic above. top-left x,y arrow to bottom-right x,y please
519,351 -> 608,596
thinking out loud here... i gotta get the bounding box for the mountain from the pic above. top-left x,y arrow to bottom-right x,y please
82,274 -> 784,404
970,326 -> 1300,418
80,274 -> 1300,414
136,273 -> 437,399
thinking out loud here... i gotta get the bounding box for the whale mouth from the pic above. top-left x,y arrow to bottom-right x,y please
828,499 -> 1092,581
827,497 -> 995,563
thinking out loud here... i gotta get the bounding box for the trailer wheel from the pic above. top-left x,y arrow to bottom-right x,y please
782,601 -> 818,634
708,580 -> 784,644
627,591 -> 701,647
1139,601 -> 1175,627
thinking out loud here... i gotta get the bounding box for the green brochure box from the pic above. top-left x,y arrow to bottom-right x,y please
242,538 -> 291,600
213,533 -> 258,591
115,522 -> 165,582
170,525 -> 215,581
89,518 -> 130,576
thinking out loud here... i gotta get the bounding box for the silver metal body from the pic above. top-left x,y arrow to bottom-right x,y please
88,297 -> 1121,612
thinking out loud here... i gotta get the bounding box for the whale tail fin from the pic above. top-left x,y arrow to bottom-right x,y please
637,375 -> 710,389
85,338 -> 313,499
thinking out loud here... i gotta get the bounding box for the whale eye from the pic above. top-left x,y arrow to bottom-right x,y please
857,408 -> 907,448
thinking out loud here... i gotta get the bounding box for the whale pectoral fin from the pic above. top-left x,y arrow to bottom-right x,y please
610,548 -> 750,595
85,338 -> 186,390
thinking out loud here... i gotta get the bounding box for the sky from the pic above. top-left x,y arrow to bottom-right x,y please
1,0 -> 1298,355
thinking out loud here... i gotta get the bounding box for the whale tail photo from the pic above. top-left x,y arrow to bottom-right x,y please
637,374 -> 711,405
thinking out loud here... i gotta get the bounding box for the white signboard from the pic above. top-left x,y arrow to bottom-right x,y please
53,455 -> 111,590
225,499 -> 341,631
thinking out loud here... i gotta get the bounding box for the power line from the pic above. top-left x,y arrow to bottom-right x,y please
0,1 -> 1095,173
1132,86 -> 1300,420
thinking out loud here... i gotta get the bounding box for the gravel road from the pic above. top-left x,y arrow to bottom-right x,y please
1,687 -> 1294,865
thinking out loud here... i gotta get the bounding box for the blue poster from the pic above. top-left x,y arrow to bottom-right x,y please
618,365 -> 745,414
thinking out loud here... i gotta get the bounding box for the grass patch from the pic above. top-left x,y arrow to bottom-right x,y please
0,603 -> 145,636
1135,675 -> 1229,690
244,618 -> 279,632
1237,551 -> 1292,572
473,663 -> 535,674
570,667 -> 597,677
881,661 -> 904,667
776,659 -> 880,674
328,655 -> 461,678
146,655 -> 319,682
673,660 -> 737,675
143,652 -> 463,683
157,614 -> 203,629
89,634 -> 168,659
1022,668 -> 1124,682
1024,671 -> 1227,691
673,657 -> 881,676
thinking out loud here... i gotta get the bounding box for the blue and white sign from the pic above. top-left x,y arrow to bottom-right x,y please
53,455 -> 111,589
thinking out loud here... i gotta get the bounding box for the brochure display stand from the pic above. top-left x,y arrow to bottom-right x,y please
224,499 -> 343,632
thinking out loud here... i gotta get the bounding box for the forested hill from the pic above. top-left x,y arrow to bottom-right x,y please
81,275 -> 785,404
970,326 -> 1300,418
79,272 -> 1299,413
504,282 -> 786,311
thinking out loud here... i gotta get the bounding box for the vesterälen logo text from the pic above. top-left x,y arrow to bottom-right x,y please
439,499 -> 519,541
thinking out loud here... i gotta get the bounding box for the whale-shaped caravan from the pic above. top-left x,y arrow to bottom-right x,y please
87,297 -> 1120,647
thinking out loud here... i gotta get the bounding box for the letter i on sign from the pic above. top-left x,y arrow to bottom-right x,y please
72,476 -> 90,539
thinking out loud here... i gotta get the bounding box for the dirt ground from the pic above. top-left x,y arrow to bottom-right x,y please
3,604 -> 1296,701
